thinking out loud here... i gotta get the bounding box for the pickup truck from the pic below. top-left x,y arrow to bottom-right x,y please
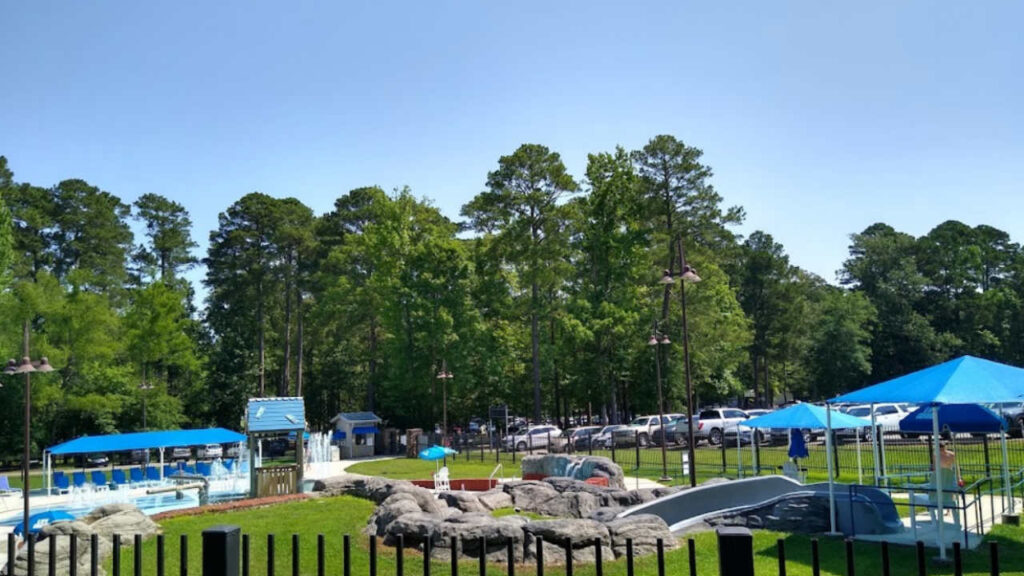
691,408 -> 750,446
613,415 -> 681,447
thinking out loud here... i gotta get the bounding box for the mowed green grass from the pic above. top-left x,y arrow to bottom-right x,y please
107,494 -> 1024,575
346,458 -> 508,480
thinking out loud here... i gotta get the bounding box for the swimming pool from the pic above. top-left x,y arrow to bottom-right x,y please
0,489 -> 247,527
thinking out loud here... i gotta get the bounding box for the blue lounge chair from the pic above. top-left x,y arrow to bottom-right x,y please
196,462 -> 212,477
112,469 -> 128,488
53,474 -> 70,494
72,471 -> 87,489
183,465 -> 196,475
90,470 -> 109,491
146,466 -> 161,483
0,475 -> 21,496
130,468 -> 145,485
223,459 -> 234,472
163,465 -> 177,478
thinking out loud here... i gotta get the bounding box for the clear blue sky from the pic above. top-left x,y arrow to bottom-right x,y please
3,1 -> 1022,295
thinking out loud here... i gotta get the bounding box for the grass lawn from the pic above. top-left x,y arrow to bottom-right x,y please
490,507 -> 551,521
107,494 -> 1024,575
346,458 -> 508,480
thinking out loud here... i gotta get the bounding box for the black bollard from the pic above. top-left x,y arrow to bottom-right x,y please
202,525 -> 241,576
716,527 -> 754,576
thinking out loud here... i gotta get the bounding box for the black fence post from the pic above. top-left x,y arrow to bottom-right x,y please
317,535 -> 325,576
266,534 -> 275,576
810,539 -> 820,576
716,527 -> 753,576
134,534 -> 143,576
777,539 -> 786,576
49,533 -> 58,576
369,535 -> 377,576
93,533 -> 101,576
626,538 -> 634,576
112,534 -> 121,576
845,538 -> 854,576
983,436 -> 992,478
688,538 -> 697,576
564,539 -> 573,576
721,433 -> 727,474
423,537 -> 430,576
881,541 -> 890,576
202,525 -> 240,576
916,541 -> 926,576
449,537 -> 457,576
656,539 -> 665,576
634,431 -> 641,469
343,534 -> 351,576
953,542 -> 962,576
396,535 -> 404,576
536,536 -> 544,576
180,534 -> 189,576
506,539 -> 514,576
242,535 -> 249,576
479,537 -> 486,576
594,539 -> 603,576
71,533 -> 80,576
990,541 -> 999,576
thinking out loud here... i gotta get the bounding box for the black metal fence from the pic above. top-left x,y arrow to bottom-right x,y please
420,425 -> 1024,489
4,526 -> 1010,576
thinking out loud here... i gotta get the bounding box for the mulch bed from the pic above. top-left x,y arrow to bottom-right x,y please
152,493 -> 313,521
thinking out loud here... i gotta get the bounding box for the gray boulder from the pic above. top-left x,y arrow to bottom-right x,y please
438,491 -> 487,513
312,474 -> 410,503
588,507 -> 624,523
503,481 -> 561,512
383,512 -> 442,547
604,514 -> 677,557
82,504 -> 160,541
391,483 -> 448,514
369,494 -> 424,535
476,489 -> 514,511
522,520 -> 613,563
433,513 -> 528,561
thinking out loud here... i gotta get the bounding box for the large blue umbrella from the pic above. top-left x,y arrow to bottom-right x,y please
418,445 -> 457,461
13,510 -> 75,536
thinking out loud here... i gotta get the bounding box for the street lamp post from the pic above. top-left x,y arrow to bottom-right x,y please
436,361 -> 453,448
648,326 -> 672,482
3,355 -> 54,541
660,238 -> 702,487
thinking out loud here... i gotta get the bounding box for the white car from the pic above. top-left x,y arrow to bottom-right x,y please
591,425 -> 627,449
196,444 -> 223,459
838,404 -> 909,439
504,425 -> 562,452
613,415 -> 681,447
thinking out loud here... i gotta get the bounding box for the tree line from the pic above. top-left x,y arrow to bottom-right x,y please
1,137 -> 1022,458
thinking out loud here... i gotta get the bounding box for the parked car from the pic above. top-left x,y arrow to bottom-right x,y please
654,416 -> 694,446
987,402 -> 1024,438
225,444 -> 242,458
613,415 -> 680,447
197,444 -> 223,459
262,438 -> 290,457
85,453 -> 109,468
566,426 -> 602,450
503,425 -> 562,452
170,447 -> 191,461
695,408 -> 750,445
591,425 -> 626,449
839,403 -> 910,439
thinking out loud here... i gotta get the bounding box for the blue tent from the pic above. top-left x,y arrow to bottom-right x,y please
13,511 -> 75,536
830,356 -> 1024,405
744,403 -> 872,430
47,428 -> 246,456
899,404 -> 1006,434
418,445 -> 457,461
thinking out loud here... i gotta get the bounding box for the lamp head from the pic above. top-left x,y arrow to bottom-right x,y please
34,357 -> 54,373
658,269 -> 675,285
659,335 -> 672,345
647,335 -> 658,347
681,266 -> 701,283
3,359 -> 17,375
14,356 -> 35,374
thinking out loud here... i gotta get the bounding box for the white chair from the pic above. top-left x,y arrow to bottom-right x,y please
433,466 -> 451,493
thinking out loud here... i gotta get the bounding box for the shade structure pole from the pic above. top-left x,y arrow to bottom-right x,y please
933,405 -> 945,560
736,429 -> 743,478
855,431 -> 863,485
159,449 -> 165,480
826,405 -> 837,534
871,406 -> 881,486
45,451 -> 51,495
751,428 -> 758,476
1001,429 -> 1014,514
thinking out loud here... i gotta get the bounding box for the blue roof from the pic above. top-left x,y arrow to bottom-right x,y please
336,412 -> 381,422
47,428 -> 245,456
743,403 -> 872,430
899,404 -> 1006,434
247,397 -> 306,432
830,356 -> 1024,405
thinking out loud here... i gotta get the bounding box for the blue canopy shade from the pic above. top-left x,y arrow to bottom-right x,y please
13,511 -> 75,536
743,403 -> 872,430
899,404 -> 1006,434
830,356 -> 1024,405
48,428 -> 246,456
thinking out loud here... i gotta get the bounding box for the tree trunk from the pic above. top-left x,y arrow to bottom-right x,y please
258,279 -> 265,397
368,316 -> 377,411
531,282 -> 542,422
296,281 -> 304,397
280,251 -> 293,397
763,357 -> 772,408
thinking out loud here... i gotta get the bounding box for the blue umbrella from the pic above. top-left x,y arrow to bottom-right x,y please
418,445 -> 457,461
788,428 -> 809,460
13,510 -> 75,536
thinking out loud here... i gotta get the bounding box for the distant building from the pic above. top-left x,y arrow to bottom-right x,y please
329,412 -> 382,458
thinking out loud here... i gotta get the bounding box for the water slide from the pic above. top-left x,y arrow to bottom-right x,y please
620,476 -> 902,537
